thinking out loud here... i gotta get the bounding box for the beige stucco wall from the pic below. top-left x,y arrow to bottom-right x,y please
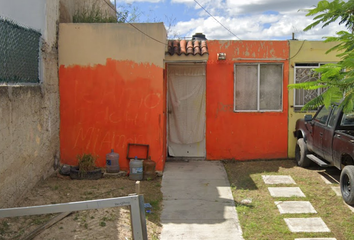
59,23 -> 167,68
288,40 -> 341,158
0,0 -> 60,208
59,0 -> 116,23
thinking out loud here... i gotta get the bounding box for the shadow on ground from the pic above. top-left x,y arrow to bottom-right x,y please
223,159 -> 297,191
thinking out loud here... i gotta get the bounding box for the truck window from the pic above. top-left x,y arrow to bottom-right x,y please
341,113 -> 354,126
328,106 -> 339,127
314,106 -> 331,124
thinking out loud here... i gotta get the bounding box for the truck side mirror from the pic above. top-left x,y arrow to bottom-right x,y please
304,114 -> 313,121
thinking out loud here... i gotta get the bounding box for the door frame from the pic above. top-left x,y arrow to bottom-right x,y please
165,62 -> 207,159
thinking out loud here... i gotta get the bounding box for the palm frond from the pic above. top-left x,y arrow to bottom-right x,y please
302,95 -> 325,111
288,81 -> 325,90
340,92 -> 354,113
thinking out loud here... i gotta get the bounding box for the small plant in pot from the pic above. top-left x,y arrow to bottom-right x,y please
70,153 -> 103,180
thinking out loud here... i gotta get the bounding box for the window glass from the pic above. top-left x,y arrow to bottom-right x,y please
294,64 -> 326,108
235,65 -> 258,110
314,106 -> 331,124
234,63 -> 283,112
328,106 -> 339,127
341,113 -> 354,126
260,64 -> 282,110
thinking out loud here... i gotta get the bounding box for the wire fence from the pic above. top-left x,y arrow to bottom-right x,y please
0,18 -> 41,84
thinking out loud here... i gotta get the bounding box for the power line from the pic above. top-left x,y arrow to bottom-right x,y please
128,23 -> 168,46
289,40 -> 306,60
102,0 -> 167,46
193,0 -> 241,40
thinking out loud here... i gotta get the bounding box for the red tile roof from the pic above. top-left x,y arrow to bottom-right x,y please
167,40 -> 208,56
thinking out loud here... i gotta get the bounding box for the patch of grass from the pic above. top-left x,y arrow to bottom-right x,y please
31,216 -> 51,226
0,174 -> 163,239
0,220 -> 10,234
224,160 -> 354,240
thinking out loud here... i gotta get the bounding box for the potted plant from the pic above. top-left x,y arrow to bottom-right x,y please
70,153 -> 103,180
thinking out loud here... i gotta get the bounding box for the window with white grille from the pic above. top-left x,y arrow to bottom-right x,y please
234,63 -> 283,112
294,63 -> 326,108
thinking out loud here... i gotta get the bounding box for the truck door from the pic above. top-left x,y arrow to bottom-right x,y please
312,106 -> 332,158
322,106 -> 339,161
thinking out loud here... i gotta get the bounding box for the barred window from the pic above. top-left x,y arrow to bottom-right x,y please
234,63 -> 283,112
294,63 -> 326,109
0,18 -> 41,84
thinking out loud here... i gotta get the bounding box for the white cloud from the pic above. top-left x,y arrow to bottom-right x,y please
167,0 -> 348,40
226,0 -> 320,14
170,11 -> 346,40
115,0 -> 163,3
116,0 -> 348,40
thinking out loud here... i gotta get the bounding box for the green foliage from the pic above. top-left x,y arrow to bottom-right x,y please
77,153 -> 97,172
288,0 -> 354,112
73,3 -> 128,23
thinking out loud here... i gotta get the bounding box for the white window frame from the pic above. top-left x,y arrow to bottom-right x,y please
293,63 -> 327,109
233,63 -> 283,112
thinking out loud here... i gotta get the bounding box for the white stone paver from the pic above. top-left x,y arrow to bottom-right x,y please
346,202 -> 354,213
295,238 -> 336,240
268,187 -> 306,197
320,175 -> 333,185
329,187 -> 354,212
262,175 -> 296,185
284,218 -> 331,233
275,201 -> 317,214
331,186 -> 341,196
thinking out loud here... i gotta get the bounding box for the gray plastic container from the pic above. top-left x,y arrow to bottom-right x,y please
106,149 -> 120,173
129,156 -> 143,180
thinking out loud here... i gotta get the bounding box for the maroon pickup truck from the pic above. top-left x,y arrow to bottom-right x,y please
294,105 -> 354,206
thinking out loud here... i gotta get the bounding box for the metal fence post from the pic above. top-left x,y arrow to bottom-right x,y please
0,195 -> 148,239
130,195 -> 147,240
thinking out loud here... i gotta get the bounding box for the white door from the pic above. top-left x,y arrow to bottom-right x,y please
167,64 -> 206,157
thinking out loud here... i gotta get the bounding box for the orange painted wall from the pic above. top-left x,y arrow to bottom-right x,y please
59,59 -> 165,171
206,40 -> 289,160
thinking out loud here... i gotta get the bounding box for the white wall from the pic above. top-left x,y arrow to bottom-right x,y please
0,0 -> 46,33
0,0 -> 60,46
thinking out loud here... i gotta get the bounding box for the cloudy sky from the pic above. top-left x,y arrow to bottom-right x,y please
112,0 -> 345,40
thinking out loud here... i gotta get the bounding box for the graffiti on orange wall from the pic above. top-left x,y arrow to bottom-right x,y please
59,59 -> 164,171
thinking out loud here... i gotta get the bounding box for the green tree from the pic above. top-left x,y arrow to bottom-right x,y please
288,0 -> 354,112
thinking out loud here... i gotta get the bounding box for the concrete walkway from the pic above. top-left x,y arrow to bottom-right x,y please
160,160 -> 244,240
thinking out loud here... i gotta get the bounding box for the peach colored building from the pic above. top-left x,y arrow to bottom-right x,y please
59,23 -> 167,171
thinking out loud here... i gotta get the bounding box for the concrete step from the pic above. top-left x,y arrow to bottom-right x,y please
306,154 -> 330,167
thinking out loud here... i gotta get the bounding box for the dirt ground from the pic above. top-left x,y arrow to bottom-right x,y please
0,171 -> 162,240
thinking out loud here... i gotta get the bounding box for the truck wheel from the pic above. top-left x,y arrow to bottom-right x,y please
340,165 -> 354,206
295,138 -> 310,167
